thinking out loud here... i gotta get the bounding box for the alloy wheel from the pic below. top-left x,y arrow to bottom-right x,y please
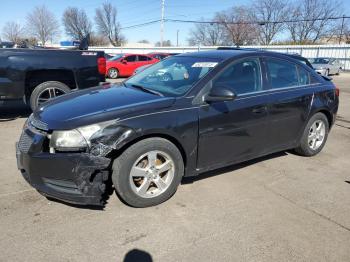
308,120 -> 326,150
129,150 -> 175,198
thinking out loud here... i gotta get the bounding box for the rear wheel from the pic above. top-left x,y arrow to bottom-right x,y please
108,68 -> 119,79
295,113 -> 329,156
29,81 -> 70,111
112,138 -> 184,207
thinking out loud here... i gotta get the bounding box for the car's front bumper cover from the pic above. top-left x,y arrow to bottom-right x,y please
16,126 -> 111,206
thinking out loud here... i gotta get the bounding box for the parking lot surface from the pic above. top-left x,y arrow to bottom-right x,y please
1,74 -> 350,262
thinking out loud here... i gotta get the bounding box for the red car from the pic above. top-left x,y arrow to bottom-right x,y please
106,54 -> 158,79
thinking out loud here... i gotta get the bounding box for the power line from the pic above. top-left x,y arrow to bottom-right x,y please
119,16 -> 350,31
121,19 -> 161,30
166,16 -> 350,25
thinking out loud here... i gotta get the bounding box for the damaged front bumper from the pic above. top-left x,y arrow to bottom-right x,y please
16,126 -> 111,206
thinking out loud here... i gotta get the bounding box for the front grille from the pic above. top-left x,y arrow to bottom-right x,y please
18,132 -> 33,153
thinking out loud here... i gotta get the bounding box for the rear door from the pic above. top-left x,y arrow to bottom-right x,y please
263,57 -> 316,151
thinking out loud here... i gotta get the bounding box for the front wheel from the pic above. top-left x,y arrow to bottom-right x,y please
295,113 -> 329,156
112,138 -> 184,207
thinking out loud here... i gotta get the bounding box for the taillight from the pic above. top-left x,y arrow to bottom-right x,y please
97,57 -> 106,75
335,85 -> 340,97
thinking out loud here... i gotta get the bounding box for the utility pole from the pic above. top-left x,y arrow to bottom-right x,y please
160,0 -> 165,47
339,15 -> 345,44
176,30 -> 179,46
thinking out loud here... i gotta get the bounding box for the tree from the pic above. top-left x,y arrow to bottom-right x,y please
155,40 -> 172,47
138,39 -> 150,44
62,7 -> 92,40
216,6 -> 258,47
286,0 -> 342,44
251,0 -> 289,44
2,21 -> 24,44
89,33 -> 109,46
26,5 -> 60,46
188,18 -> 229,46
95,2 -> 125,46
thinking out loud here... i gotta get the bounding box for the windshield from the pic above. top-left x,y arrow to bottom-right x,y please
313,58 -> 330,64
109,54 -> 124,61
125,56 -> 220,97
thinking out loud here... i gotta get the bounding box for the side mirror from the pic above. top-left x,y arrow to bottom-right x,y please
121,59 -> 127,64
205,84 -> 236,103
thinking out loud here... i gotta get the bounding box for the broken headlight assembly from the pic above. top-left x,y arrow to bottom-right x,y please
49,120 -> 115,152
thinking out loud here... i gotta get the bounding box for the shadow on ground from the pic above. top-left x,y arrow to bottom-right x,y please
123,249 -> 153,262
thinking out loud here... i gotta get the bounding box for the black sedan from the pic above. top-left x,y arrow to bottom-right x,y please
16,50 -> 339,207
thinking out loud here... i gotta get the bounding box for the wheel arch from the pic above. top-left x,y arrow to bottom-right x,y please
24,69 -> 76,102
316,109 -> 333,128
110,133 -> 187,168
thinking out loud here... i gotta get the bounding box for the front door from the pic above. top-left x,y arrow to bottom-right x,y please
197,57 -> 269,170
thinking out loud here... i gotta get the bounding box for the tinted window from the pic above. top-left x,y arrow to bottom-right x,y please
266,59 -> 299,89
298,66 -> 310,85
125,55 -> 137,62
214,58 -> 262,95
138,55 -> 151,61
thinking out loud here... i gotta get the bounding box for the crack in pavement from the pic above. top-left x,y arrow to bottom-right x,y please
263,185 -> 350,233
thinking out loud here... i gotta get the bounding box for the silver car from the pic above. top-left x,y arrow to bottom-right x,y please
311,57 -> 342,76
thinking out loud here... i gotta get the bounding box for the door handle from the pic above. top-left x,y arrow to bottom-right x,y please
252,106 -> 267,114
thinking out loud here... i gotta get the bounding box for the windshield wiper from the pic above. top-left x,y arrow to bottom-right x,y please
131,84 -> 163,97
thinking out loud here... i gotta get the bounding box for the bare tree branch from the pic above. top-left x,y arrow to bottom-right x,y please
62,7 -> 92,41
286,0 -> 342,44
216,6 -> 258,47
251,0 -> 289,44
188,18 -> 229,46
95,2 -> 126,46
26,5 -> 60,46
2,21 -> 24,44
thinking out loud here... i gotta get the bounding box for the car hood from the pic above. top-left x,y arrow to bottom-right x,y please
33,84 -> 175,130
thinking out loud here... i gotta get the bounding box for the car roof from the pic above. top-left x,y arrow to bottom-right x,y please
177,50 -> 255,60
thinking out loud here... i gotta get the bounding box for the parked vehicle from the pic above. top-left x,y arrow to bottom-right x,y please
148,52 -> 170,60
0,49 -> 106,110
311,57 -> 342,76
106,54 -> 158,79
16,50 -> 339,207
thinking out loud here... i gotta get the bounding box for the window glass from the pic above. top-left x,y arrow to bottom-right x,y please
125,55 -> 137,62
138,55 -> 151,61
214,58 -> 262,95
266,59 -> 299,89
125,56 -> 220,97
298,66 -> 310,85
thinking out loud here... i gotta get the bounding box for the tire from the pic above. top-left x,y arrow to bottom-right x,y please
295,113 -> 329,157
29,81 -> 70,111
108,68 -> 119,79
112,138 -> 184,207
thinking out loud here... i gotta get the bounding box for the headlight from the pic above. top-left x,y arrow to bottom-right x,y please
49,120 -> 115,151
